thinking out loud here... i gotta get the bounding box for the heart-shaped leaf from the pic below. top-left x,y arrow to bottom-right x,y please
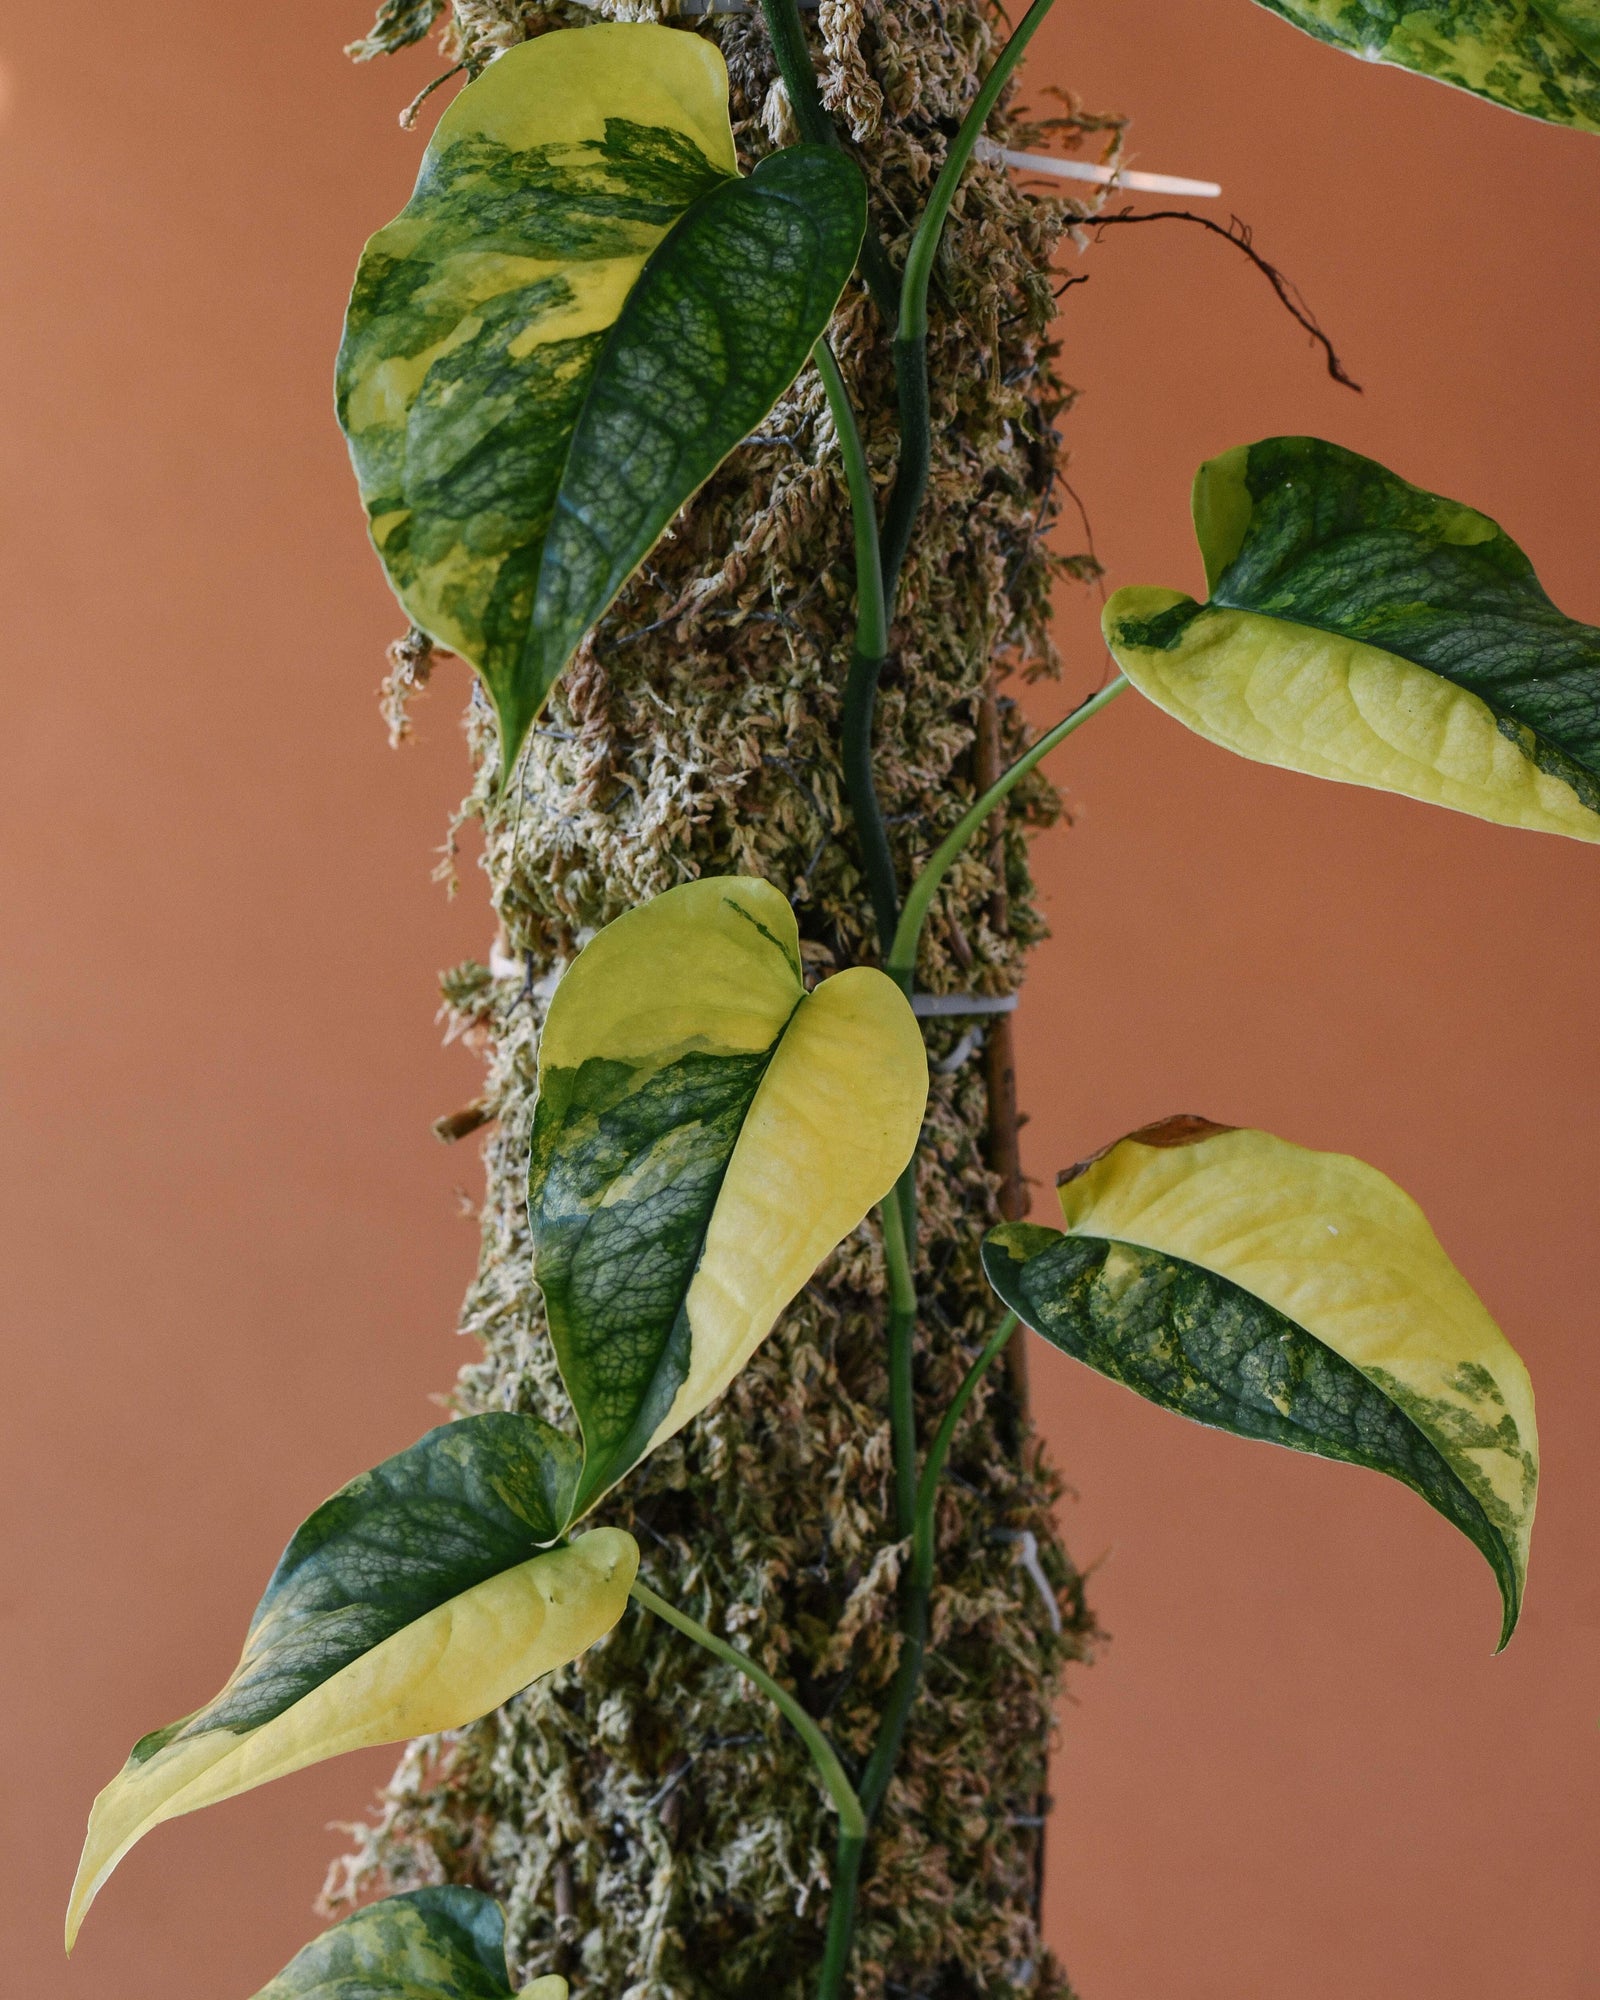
336,25 -> 866,782
1254,1 -> 1600,132
529,877 -> 928,1518
250,1888 -> 564,2000
982,1117 -> 1537,1647
67,1416 -> 636,1946
1104,437 -> 1600,841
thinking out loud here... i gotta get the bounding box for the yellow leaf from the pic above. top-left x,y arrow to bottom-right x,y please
666,963 -> 928,1448
538,876 -> 806,1073
67,1530 -> 636,1948
1056,1119 -> 1537,1599
1106,586 -> 1600,841
530,878 -> 927,1511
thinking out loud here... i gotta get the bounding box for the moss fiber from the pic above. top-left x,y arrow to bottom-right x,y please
326,2 -> 1107,1993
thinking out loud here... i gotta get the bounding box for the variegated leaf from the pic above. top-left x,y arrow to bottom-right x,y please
529,877 -> 928,1517
336,25 -> 866,781
1534,0 -> 1600,60
983,1117 -> 1537,1646
1256,0 -> 1600,131
1104,437 -> 1600,840
68,1417 -> 636,1945
250,1887 -> 564,2000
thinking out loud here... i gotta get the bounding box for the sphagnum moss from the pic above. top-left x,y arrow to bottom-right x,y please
324,3 -> 1104,1993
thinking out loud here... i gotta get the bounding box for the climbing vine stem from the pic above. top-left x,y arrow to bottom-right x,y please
815,336 -> 900,951
881,1170 -> 920,1539
914,1312 -> 1020,1589
879,0 -> 1062,605
857,1314 -> 1020,1799
628,1580 -> 866,1840
630,1578 -> 869,2000
888,673 -> 1129,988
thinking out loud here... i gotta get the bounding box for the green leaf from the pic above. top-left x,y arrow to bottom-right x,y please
336,25 -> 867,783
67,1417 -> 636,1946
529,877 -> 928,1517
250,1888 -> 565,2000
518,146 -> 866,774
1104,436 -> 1600,840
983,1117 -> 1537,1647
1534,0 -> 1600,61
1254,0 -> 1600,132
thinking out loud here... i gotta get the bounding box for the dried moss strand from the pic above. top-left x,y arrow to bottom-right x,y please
629,1582 -> 866,1841
888,674 -> 1129,987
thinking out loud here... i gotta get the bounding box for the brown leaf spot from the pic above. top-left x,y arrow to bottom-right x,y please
1056,1113 -> 1234,1186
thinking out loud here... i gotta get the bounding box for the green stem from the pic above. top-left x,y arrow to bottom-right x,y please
814,339 -> 899,954
842,653 -> 899,958
857,1577 -> 927,1825
756,0 -> 900,327
878,0 -> 1061,605
882,1167 -> 919,1539
814,1828 -> 866,2000
858,1311 -> 1016,1822
898,0 -> 1060,350
814,341 -> 887,661
912,1312 -> 1017,1588
887,673 -> 1128,989
877,337 -> 930,616
629,1580 -> 865,1842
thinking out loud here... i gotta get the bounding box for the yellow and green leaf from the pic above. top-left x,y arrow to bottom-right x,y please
250,1887 -> 565,2000
67,1416 -> 636,1946
1255,0 -> 1600,131
529,877 -> 928,1517
1534,0 -> 1600,61
336,25 -> 867,782
1105,437 -> 1600,840
982,1117 -> 1537,1646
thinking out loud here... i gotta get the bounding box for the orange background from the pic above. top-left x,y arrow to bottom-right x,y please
4,5 -> 1596,1995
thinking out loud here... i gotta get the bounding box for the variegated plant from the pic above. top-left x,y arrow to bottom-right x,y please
68,876 -> 925,1952
71,4 -> 1594,1995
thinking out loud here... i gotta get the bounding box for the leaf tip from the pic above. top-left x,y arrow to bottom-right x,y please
1492,1566 -> 1523,1655
1191,443 -> 1254,591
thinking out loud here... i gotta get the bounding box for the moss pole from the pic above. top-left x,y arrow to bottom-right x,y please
328,2 -> 1106,1992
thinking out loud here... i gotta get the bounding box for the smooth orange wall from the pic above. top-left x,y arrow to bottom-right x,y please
3,6 -> 1595,1997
